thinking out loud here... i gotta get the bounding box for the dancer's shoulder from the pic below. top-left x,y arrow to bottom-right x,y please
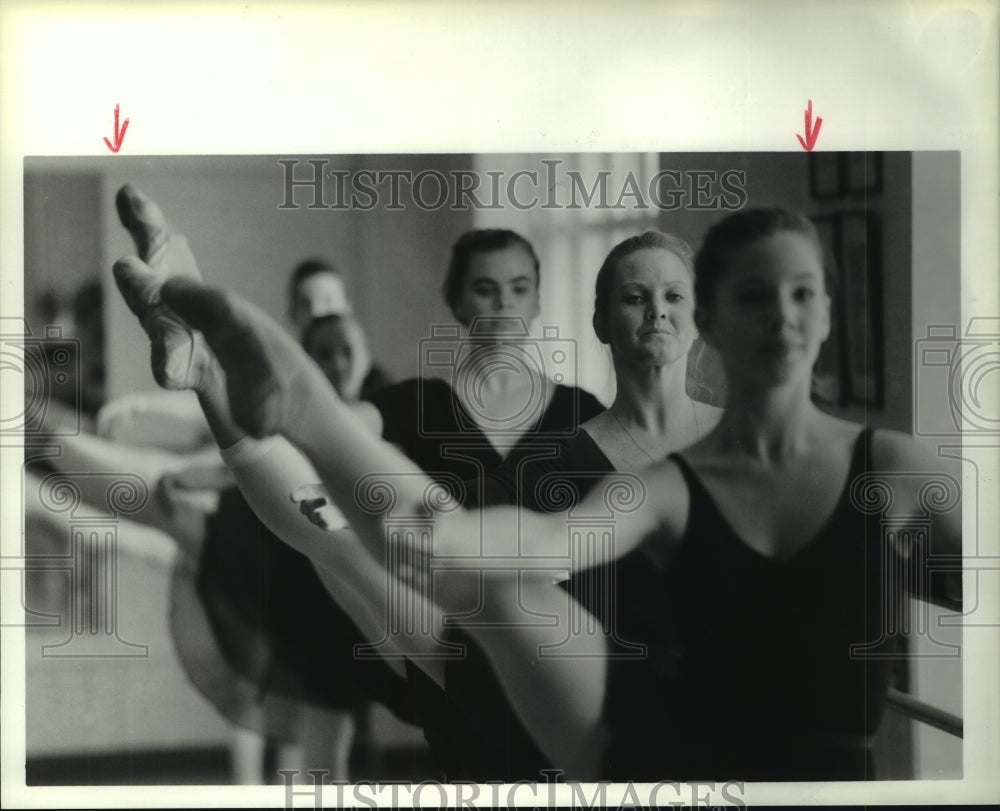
632,455 -> 693,532
869,427 -> 957,474
865,426 -> 963,556
824,418 -> 959,480
807,413 -> 876,456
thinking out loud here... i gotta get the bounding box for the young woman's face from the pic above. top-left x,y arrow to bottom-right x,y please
451,246 -> 540,335
291,272 -> 351,330
305,318 -> 371,403
604,248 -> 697,369
698,231 -> 830,388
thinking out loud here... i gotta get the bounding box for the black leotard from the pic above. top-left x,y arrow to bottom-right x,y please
369,378 -> 604,485
438,431 -> 672,781
604,427 -> 899,781
367,378 -> 606,776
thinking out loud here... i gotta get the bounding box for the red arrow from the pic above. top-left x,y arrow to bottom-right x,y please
103,104 -> 130,153
796,99 -> 823,151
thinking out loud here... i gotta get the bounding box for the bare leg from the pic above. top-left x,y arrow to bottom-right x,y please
301,708 -> 355,783
50,428 -> 220,482
311,547 -> 445,687
96,390 -> 211,452
273,707 -> 355,783
229,723 -> 267,785
42,432 -> 219,552
472,572 -> 609,777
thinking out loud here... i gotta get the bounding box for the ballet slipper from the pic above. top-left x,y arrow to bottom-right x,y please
160,278 -> 326,439
113,256 -> 218,391
115,184 -> 201,278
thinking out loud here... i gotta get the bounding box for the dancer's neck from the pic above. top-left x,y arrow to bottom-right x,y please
713,377 -> 820,462
609,359 -> 691,435
461,340 -> 544,394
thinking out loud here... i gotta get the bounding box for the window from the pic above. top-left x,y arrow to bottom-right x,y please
473,153 -> 661,405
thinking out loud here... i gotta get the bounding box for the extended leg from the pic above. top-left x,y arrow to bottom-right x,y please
115,193 -> 611,776
159,279 -> 610,777
41,432 -> 218,554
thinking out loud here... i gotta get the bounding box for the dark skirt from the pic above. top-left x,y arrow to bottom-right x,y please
170,486 -> 414,740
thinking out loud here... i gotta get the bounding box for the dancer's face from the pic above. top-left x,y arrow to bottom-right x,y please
305,318 -> 371,403
604,248 -> 697,368
291,272 -> 351,330
451,246 -> 540,335
697,231 -> 830,388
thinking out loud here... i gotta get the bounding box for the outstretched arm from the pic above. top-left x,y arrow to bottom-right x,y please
161,274 -> 684,572
874,431 -> 963,608
874,430 -> 963,556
